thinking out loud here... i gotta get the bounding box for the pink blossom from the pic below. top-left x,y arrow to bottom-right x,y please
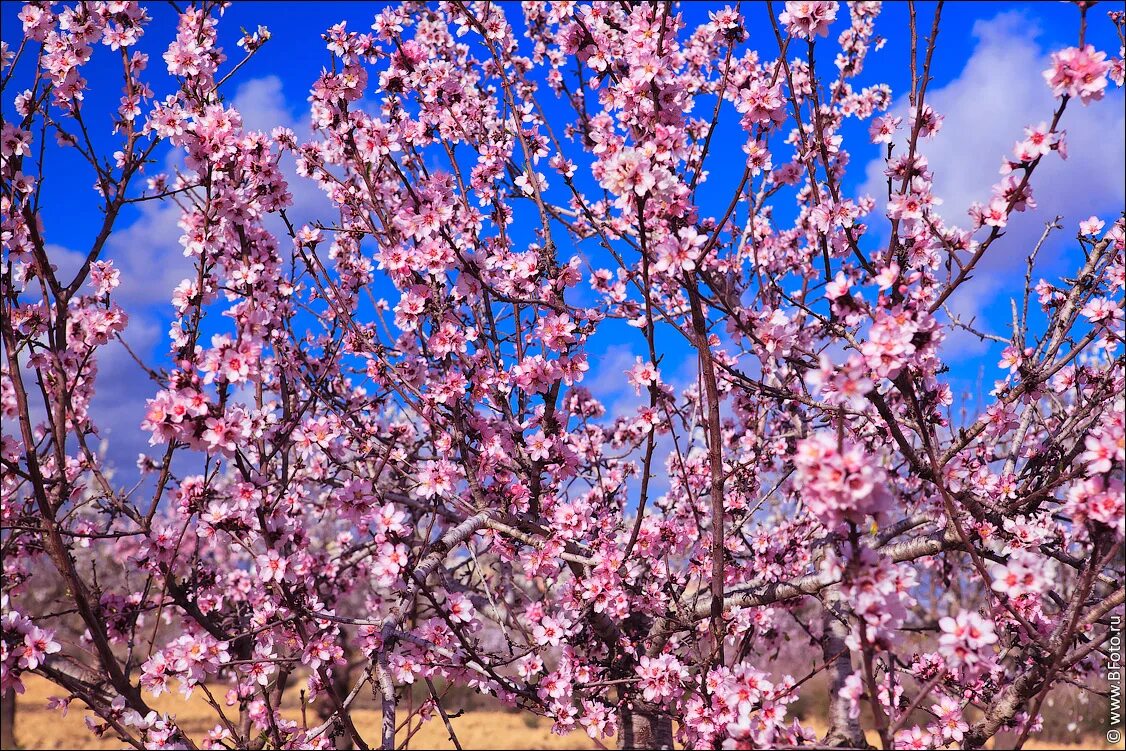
1044,45 -> 1112,104
636,654 -> 686,703
779,2 -> 839,40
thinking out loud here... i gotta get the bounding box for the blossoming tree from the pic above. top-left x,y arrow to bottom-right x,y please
2,1 -> 1124,749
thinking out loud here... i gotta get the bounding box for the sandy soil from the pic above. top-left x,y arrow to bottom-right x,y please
9,674 -> 597,750
8,674 -> 1124,750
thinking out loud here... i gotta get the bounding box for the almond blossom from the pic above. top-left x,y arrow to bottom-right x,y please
1,3 -> 1122,751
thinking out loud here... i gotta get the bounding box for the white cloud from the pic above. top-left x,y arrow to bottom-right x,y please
85,313 -> 164,470
585,342 -> 644,414
935,274 -> 996,359
231,75 -> 334,234
860,11 -> 1124,268
233,75 -> 300,133
858,11 -> 1125,361
44,242 -> 88,285
105,201 -> 194,307
44,75 -> 331,482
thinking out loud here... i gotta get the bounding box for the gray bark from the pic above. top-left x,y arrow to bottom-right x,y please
619,705 -> 673,750
820,589 -> 870,749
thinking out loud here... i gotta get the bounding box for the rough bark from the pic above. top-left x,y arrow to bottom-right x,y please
963,667 -> 1042,749
619,705 -> 674,750
1,686 -> 17,750
820,589 -> 870,749
317,657 -> 355,750
376,649 -> 396,751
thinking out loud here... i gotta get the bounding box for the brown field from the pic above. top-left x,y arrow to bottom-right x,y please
8,674 -> 1124,750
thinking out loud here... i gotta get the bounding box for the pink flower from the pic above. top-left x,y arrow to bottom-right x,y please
256,550 -> 288,583
1065,476 -> 1125,529
515,653 -> 543,680
779,2 -> 839,40
1079,216 -> 1105,236
415,460 -> 456,499
579,700 -> 616,739
635,654 -> 686,703
869,115 -> 901,144
201,416 -> 241,455
931,696 -> 969,743
1,123 -> 32,159
89,261 -> 120,296
895,726 -> 933,749
626,358 -> 660,395
939,611 -> 997,668
302,635 -> 343,670
825,271 -> 852,301
372,542 -> 409,585
1080,431 -> 1118,475
447,593 -> 476,624
998,345 -> 1024,373
140,652 -> 171,698
793,433 -> 892,527
526,430 -> 553,462
654,227 -> 708,274
990,551 -> 1043,598
1013,122 -> 1057,160
535,313 -> 576,351
838,673 -> 864,719
1080,297 -> 1123,328
981,198 -> 1009,228
1043,45 -> 1112,104
532,615 -> 565,647
19,627 -> 61,670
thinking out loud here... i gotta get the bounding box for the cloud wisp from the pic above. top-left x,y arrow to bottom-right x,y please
858,12 -> 1125,360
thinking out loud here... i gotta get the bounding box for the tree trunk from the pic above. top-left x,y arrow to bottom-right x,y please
0,689 -> 15,747
317,660 -> 354,750
820,590 -> 870,749
376,652 -> 396,751
619,705 -> 673,750
1,686 -> 17,749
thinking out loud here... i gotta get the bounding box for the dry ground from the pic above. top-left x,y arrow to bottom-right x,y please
8,675 -> 1124,750
10,674 -> 594,750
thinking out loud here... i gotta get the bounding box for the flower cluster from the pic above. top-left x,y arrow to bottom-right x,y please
793,433 -> 893,528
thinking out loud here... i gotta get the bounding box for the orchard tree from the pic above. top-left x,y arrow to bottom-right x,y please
2,1 -> 1124,749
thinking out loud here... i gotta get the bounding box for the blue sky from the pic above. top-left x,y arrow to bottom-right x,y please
6,2 -> 1121,254
3,2 -> 1124,481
